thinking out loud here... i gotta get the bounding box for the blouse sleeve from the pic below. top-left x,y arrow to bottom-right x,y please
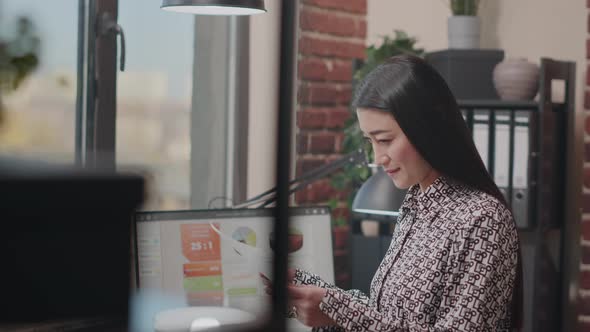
293,269 -> 370,306
316,209 -> 519,332
292,269 -> 371,332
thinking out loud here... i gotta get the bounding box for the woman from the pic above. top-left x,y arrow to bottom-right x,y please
263,55 -> 521,331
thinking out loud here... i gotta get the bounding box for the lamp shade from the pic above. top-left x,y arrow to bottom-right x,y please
352,168 -> 407,221
161,0 -> 266,15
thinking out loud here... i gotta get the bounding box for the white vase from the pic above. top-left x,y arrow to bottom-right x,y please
493,58 -> 539,100
448,15 -> 480,49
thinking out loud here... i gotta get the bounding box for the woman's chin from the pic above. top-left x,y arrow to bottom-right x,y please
392,178 -> 411,190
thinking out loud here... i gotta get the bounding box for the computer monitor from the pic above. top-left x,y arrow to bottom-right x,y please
0,160 -> 143,329
131,206 -> 334,329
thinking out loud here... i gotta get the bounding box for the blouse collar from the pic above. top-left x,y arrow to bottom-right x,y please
402,175 -> 457,221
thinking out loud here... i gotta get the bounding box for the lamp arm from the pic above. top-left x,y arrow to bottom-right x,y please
256,175 -> 314,208
236,149 -> 367,208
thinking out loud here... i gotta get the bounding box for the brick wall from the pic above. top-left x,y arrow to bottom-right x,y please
295,0 -> 367,288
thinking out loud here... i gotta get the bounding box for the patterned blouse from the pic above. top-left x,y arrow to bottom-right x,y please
294,176 -> 519,331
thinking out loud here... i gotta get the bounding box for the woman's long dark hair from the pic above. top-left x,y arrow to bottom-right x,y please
354,54 -> 506,205
354,54 -> 522,329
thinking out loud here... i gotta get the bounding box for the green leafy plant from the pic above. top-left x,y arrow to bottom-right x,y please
329,30 -> 424,227
0,17 -> 40,124
354,30 -> 424,82
0,17 -> 40,93
448,0 -> 481,16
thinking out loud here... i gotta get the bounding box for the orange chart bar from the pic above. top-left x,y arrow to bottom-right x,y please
183,261 -> 222,278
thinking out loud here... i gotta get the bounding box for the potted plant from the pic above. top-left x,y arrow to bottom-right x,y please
446,0 -> 482,49
329,30 -> 423,238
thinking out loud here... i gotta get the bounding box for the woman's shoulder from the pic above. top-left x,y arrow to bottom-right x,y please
447,183 -> 515,231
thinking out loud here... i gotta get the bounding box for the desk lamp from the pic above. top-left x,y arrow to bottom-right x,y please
237,148 -> 406,221
352,167 -> 407,221
161,0 -> 266,15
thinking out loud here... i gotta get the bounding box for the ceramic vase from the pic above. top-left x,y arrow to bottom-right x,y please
493,58 -> 539,100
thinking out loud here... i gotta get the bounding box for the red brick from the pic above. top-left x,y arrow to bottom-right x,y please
585,91 -> 590,109
300,8 -> 366,38
587,39 -> 590,59
307,178 -> 338,202
583,193 -> 590,213
332,207 -> 351,220
302,0 -> 367,14
583,219 -> 590,241
583,245 -> 590,264
310,133 -> 336,153
297,110 -> 327,129
297,133 -> 309,154
358,20 -> 367,39
586,113 -> 590,135
336,187 -> 352,201
581,271 -> 590,290
299,82 -> 352,106
299,35 -> 366,59
299,106 -> 350,128
294,186 -> 308,204
299,58 -> 328,81
588,0 -> 590,8
581,294 -> 590,316
579,319 -> 590,332
299,58 -> 353,82
586,167 -> 590,190
326,107 -> 351,128
587,65 -> 590,86
586,143 -> 590,162
296,158 -> 326,177
329,61 -> 353,82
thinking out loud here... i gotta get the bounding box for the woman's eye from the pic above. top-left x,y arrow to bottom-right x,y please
377,139 -> 392,145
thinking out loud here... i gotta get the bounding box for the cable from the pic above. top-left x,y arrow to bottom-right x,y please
207,196 -> 234,209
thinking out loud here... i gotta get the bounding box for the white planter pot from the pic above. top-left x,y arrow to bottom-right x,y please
448,15 -> 480,49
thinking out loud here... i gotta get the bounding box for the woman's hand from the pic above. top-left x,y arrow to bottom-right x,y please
259,270 -> 335,327
287,284 -> 335,327
259,268 -> 296,295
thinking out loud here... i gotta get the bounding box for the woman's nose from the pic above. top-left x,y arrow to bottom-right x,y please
374,152 -> 389,166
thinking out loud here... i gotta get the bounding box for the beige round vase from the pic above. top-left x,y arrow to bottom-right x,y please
492,58 -> 540,100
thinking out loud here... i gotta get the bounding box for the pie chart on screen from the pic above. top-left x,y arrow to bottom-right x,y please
232,226 -> 257,247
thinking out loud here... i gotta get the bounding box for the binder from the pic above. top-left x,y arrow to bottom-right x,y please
469,110 -> 531,228
472,110 -> 489,170
494,112 -> 510,203
512,111 -> 531,228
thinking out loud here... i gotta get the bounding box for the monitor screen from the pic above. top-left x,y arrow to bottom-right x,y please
132,207 -> 334,323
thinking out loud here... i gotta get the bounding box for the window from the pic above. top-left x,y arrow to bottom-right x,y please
0,1 -> 78,162
116,0 -> 194,210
